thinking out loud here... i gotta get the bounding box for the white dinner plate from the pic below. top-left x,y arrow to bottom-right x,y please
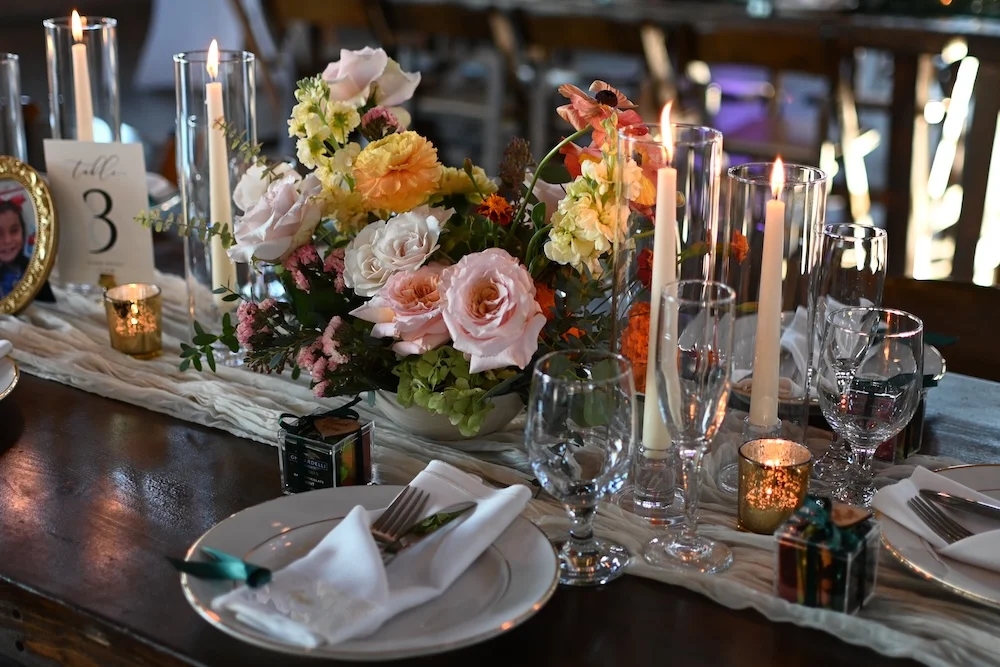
0,357 -> 19,402
180,485 -> 559,661
881,464 -> 1000,610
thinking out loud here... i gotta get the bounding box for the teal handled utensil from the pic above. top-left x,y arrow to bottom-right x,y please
167,546 -> 272,588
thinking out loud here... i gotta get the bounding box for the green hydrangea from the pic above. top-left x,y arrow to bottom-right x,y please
394,346 -> 516,437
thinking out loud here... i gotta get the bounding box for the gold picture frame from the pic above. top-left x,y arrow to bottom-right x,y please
0,156 -> 58,315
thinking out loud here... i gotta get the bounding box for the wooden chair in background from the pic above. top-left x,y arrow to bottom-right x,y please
882,276 -> 1000,382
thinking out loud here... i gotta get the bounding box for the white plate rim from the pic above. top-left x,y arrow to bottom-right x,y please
0,358 -> 19,402
179,485 -> 559,660
880,463 -> 1000,610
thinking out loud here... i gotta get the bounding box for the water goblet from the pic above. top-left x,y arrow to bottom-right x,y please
811,223 -> 888,489
816,307 -> 923,506
644,280 -> 736,574
526,350 -> 636,586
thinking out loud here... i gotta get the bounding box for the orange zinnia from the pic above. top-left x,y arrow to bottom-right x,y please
534,281 -> 556,321
621,302 -> 651,392
477,193 -> 514,226
353,131 -> 442,213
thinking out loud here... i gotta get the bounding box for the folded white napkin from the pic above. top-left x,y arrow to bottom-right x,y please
0,340 -> 12,359
212,460 -> 532,648
872,466 -> 1000,573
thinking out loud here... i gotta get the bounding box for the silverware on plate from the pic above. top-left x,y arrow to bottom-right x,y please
919,489 -> 1000,521
370,486 -> 430,546
907,496 -> 974,544
382,501 -> 477,564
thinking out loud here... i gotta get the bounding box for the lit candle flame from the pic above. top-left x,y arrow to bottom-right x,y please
207,39 -> 220,80
771,156 -> 785,199
659,101 -> 674,164
71,10 -> 85,43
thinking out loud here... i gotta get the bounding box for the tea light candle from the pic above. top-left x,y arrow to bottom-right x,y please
737,438 -> 812,534
103,283 -> 162,358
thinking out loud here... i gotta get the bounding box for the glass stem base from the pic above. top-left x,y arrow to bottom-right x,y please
644,532 -> 733,574
554,537 -> 631,586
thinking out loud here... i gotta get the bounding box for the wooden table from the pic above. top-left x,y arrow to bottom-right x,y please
0,371 -> 998,666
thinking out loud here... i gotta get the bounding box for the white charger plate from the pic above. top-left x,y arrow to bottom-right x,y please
881,464 -> 1000,609
0,357 -> 19,402
180,485 -> 559,661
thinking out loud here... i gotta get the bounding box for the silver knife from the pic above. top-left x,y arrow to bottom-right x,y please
381,501 -> 477,562
919,489 -> 1000,521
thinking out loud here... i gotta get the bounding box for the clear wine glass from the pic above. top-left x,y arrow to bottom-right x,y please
816,307 -> 923,506
645,280 -> 736,574
811,223 -> 888,489
526,350 -> 636,586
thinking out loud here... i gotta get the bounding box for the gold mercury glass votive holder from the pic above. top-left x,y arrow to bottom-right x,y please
103,283 -> 163,359
737,438 -> 813,534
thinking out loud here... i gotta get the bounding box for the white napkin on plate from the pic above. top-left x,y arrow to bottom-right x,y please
0,340 -> 12,359
212,460 -> 532,648
872,466 -> 1000,573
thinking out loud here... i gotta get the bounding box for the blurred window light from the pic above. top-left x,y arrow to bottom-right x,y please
942,38 -> 968,65
924,100 -> 946,124
973,111 -> 1000,286
686,61 -> 711,86
928,56 -> 980,200
706,83 -> 722,116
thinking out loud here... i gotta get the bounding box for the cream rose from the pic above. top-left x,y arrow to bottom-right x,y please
350,263 -> 449,356
439,248 -> 546,373
343,219 -> 389,297
232,162 -> 297,213
321,47 -> 420,108
228,173 -> 323,263
372,205 -> 450,272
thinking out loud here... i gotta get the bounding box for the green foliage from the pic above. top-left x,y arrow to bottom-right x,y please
394,346 -> 517,437
178,306 -> 240,373
134,209 -> 234,248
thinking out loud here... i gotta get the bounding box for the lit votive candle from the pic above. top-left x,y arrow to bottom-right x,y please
103,283 -> 162,358
737,438 -> 812,534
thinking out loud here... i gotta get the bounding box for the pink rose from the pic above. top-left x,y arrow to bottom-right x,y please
322,48 -> 420,108
351,264 -> 449,356
229,173 -> 323,263
439,249 -> 546,373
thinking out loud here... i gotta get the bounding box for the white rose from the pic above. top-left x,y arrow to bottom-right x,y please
232,162 -> 297,213
344,220 -> 389,297
321,47 -> 420,107
371,205 -> 451,273
228,173 -> 323,263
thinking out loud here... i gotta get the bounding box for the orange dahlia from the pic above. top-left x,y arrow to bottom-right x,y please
477,193 -> 514,226
621,302 -> 651,391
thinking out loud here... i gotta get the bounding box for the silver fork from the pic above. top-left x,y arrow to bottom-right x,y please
370,487 -> 430,546
907,496 -> 974,544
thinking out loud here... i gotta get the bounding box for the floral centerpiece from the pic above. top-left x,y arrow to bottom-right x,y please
148,48 -> 653,437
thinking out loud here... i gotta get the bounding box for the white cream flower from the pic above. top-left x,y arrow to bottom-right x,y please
232,162 -> 297,213
229,173 -> 323,263
372,205 -> 451,273
343,220 -> 389,296
327,101 -> 361,144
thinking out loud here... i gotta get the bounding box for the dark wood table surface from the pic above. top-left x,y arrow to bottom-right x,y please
1,370 -> 998,666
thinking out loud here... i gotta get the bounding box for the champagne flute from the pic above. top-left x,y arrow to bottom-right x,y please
526,350 -> 636,585
816,307 -> 923,506
645,280 -> 736,574
811,223 -> 888,488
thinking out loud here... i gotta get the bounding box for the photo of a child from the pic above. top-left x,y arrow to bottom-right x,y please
0,186 -> 36,299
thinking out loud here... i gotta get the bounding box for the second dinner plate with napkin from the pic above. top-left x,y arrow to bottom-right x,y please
0,340 -> 18,402
179,461 -> 558,660
876,464 -> 1000,609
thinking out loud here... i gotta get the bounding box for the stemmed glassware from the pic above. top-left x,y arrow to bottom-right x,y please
811,223 -> 888,489
644,280 -> 736,574
816,308 -> 923,506
526,350 -> 636,586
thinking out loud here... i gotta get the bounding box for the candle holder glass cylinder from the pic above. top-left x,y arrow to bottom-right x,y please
0,54 -> 27,161
723,163 -> 827,444
174,49 -> 257,364
103,283 -> 163,358
737,438 -> 812,534
43,16 -> 120,142
611,122 -> 725,522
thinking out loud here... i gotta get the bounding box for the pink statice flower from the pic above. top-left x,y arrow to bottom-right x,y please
312,380 -> 330,398
360,106 -> 401,141
282,245 -> 322,293
321,316 -> 350,368
235,301 -> 260,348
323,247 -> 348,293
296,340 -> 322,373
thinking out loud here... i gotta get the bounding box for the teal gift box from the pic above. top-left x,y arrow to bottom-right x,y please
774,496 -> 879,614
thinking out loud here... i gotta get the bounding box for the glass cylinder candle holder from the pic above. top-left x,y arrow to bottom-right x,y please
738,438 -> 813,534
174,48 -> 256,364
723,162 -> 827,444
103,283 -> 162,358
0,54 -> 27,161
43,15 -> 120,142
611,122 -> 724,521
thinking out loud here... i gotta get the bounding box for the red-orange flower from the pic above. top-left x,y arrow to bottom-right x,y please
556,81 -> 645,147
476,193 -> 514,226
559,141 -> 602,180
730,230 -> 749,263
621,302 -> 651,392
637,248 -> 653,289
561,327 -> 585,342
534,281 -> 556,321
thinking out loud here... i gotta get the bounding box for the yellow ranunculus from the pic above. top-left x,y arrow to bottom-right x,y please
353,131 -> 442,213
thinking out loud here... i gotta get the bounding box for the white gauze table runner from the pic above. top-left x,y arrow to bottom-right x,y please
2,272 -> 999,667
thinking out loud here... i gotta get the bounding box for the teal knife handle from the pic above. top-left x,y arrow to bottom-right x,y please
167,548 -> 272,588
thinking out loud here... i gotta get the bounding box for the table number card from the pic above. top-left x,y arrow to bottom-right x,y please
43,139 -> 155,286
